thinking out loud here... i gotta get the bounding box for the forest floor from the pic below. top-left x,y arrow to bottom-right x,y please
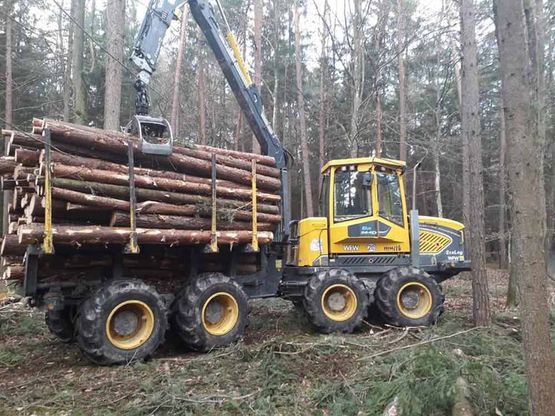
0,269 -> 554,416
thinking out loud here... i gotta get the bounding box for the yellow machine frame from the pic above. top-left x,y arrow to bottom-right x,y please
296,157 -> 412,267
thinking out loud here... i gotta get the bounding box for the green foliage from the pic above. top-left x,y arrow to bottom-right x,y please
0,344 -> 25,367
0,310 -> 44,337
0,297 -> 544,415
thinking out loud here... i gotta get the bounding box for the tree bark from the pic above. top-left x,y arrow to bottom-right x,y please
318,2 -> 328,169
134,200 -> 281,223
61,0 -> 73,121
48,163 -> 280,202
434,72 -> 443,218
71,0 -> 87,124
103,0 -> 125,130
41,120 -> 281,190
170,6 -> 189,137
349,0 -> 364,158
252,0 -> 262,154
0,234 -> 25,256
4,0 -> 13,129
494,1 -> 555,414
294,2 -> 314,217
375,93 -> 382,157
197,28 -> 207,145
50,180 -> 280,214
111,212 -> 273,231
18,225 -> 274,246
32,118 -> 277,167
14,149 -> 40,167
460,0 -> 490,326
397,0 -> 407,161
498,103 -> 509,271
0,157 -> 16,175
3,0 -> 13,238
45,150 -> 252,189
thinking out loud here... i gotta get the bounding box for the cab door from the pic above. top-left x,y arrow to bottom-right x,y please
328,165 -> 410,255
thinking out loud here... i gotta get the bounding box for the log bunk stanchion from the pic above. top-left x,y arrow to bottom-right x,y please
208,154 -> 218,253
126,140 -> 139,255
24,128 -> 53,298
251,159 -> 259,253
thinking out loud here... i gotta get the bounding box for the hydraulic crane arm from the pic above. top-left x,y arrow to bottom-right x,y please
188,0 -> 290,239
130,0 -> 288,171
131,0 -> 290,238
131,0 -> 185,116
188,0 -> 287,170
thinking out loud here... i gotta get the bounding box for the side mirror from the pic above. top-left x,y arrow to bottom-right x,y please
362,172 -> 373,187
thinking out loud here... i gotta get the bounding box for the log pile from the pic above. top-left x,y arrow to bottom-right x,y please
0,119 -> 282,286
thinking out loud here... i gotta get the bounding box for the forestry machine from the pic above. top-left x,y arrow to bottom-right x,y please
62,0 -> 470,363
130,0 -> 471,330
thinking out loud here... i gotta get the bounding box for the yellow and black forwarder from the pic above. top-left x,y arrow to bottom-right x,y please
22,0 -> 470,365
280,157 -> 470,332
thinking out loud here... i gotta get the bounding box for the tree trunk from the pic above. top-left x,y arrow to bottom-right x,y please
397,0 -> 407,161
349,0 -> 364,158
61,0 -> 73,122
18,225 -> 274,246
197,29 -> 206,145
4,0 -> 13,129
3,0 -> 13,238
48,164 -> 280,202
525,0 -> 549,257
499,103 -> 509,271
50,180 -> 280,215
71,0 -> 87,124
434,61 -> 443,218
460,0 -> 490,326
376,92 -> 382,157
252,0 -> 262,154
103,0 -> 125,130
170,7 -> 189,137
318,4 -> 328,169
494,1 -> 555,414
40,120 -> 281,189
0,157 -> 16,175
111,212 -> 273,232
294,2 -> 314,217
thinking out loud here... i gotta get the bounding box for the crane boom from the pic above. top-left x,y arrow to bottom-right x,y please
130,0 -> 290,239
188,0 -> 287,170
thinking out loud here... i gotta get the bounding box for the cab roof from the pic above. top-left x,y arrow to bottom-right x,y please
321,157 -> 406,173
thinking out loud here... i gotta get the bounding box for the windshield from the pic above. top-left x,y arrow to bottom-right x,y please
334,170 -> 372,222
377,172 -> 404,226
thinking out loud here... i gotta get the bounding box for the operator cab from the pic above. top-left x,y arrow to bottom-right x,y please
287,157 -> 469,281
290,158 -> 409,267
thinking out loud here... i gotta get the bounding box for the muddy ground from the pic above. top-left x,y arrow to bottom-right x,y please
0,270 -> 553,415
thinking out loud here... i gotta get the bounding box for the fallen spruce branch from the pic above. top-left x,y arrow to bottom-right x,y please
356,326 -> 485,361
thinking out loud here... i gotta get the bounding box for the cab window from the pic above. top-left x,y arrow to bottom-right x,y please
319,174 -> 329,217
334,170 -> 372,222
377,172 -> 403,226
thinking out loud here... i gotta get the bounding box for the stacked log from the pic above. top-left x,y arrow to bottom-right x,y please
0,119 -> 282,286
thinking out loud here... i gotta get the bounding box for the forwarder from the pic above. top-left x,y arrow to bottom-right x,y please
21,0 -> 470,364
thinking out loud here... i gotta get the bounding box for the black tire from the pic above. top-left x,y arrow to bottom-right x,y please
303,269 -> 369,334
76,279 -> 168,365
291,298 -> 305,312
45,306 -> 75,343
172,273 -> 249,352
375,267 -> 444,327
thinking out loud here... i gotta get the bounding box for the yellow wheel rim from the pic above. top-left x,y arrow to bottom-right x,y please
201,292 -> 239,336
396,282 -> 433,319
321,284 -> 358,322
105,300 -> 155,350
